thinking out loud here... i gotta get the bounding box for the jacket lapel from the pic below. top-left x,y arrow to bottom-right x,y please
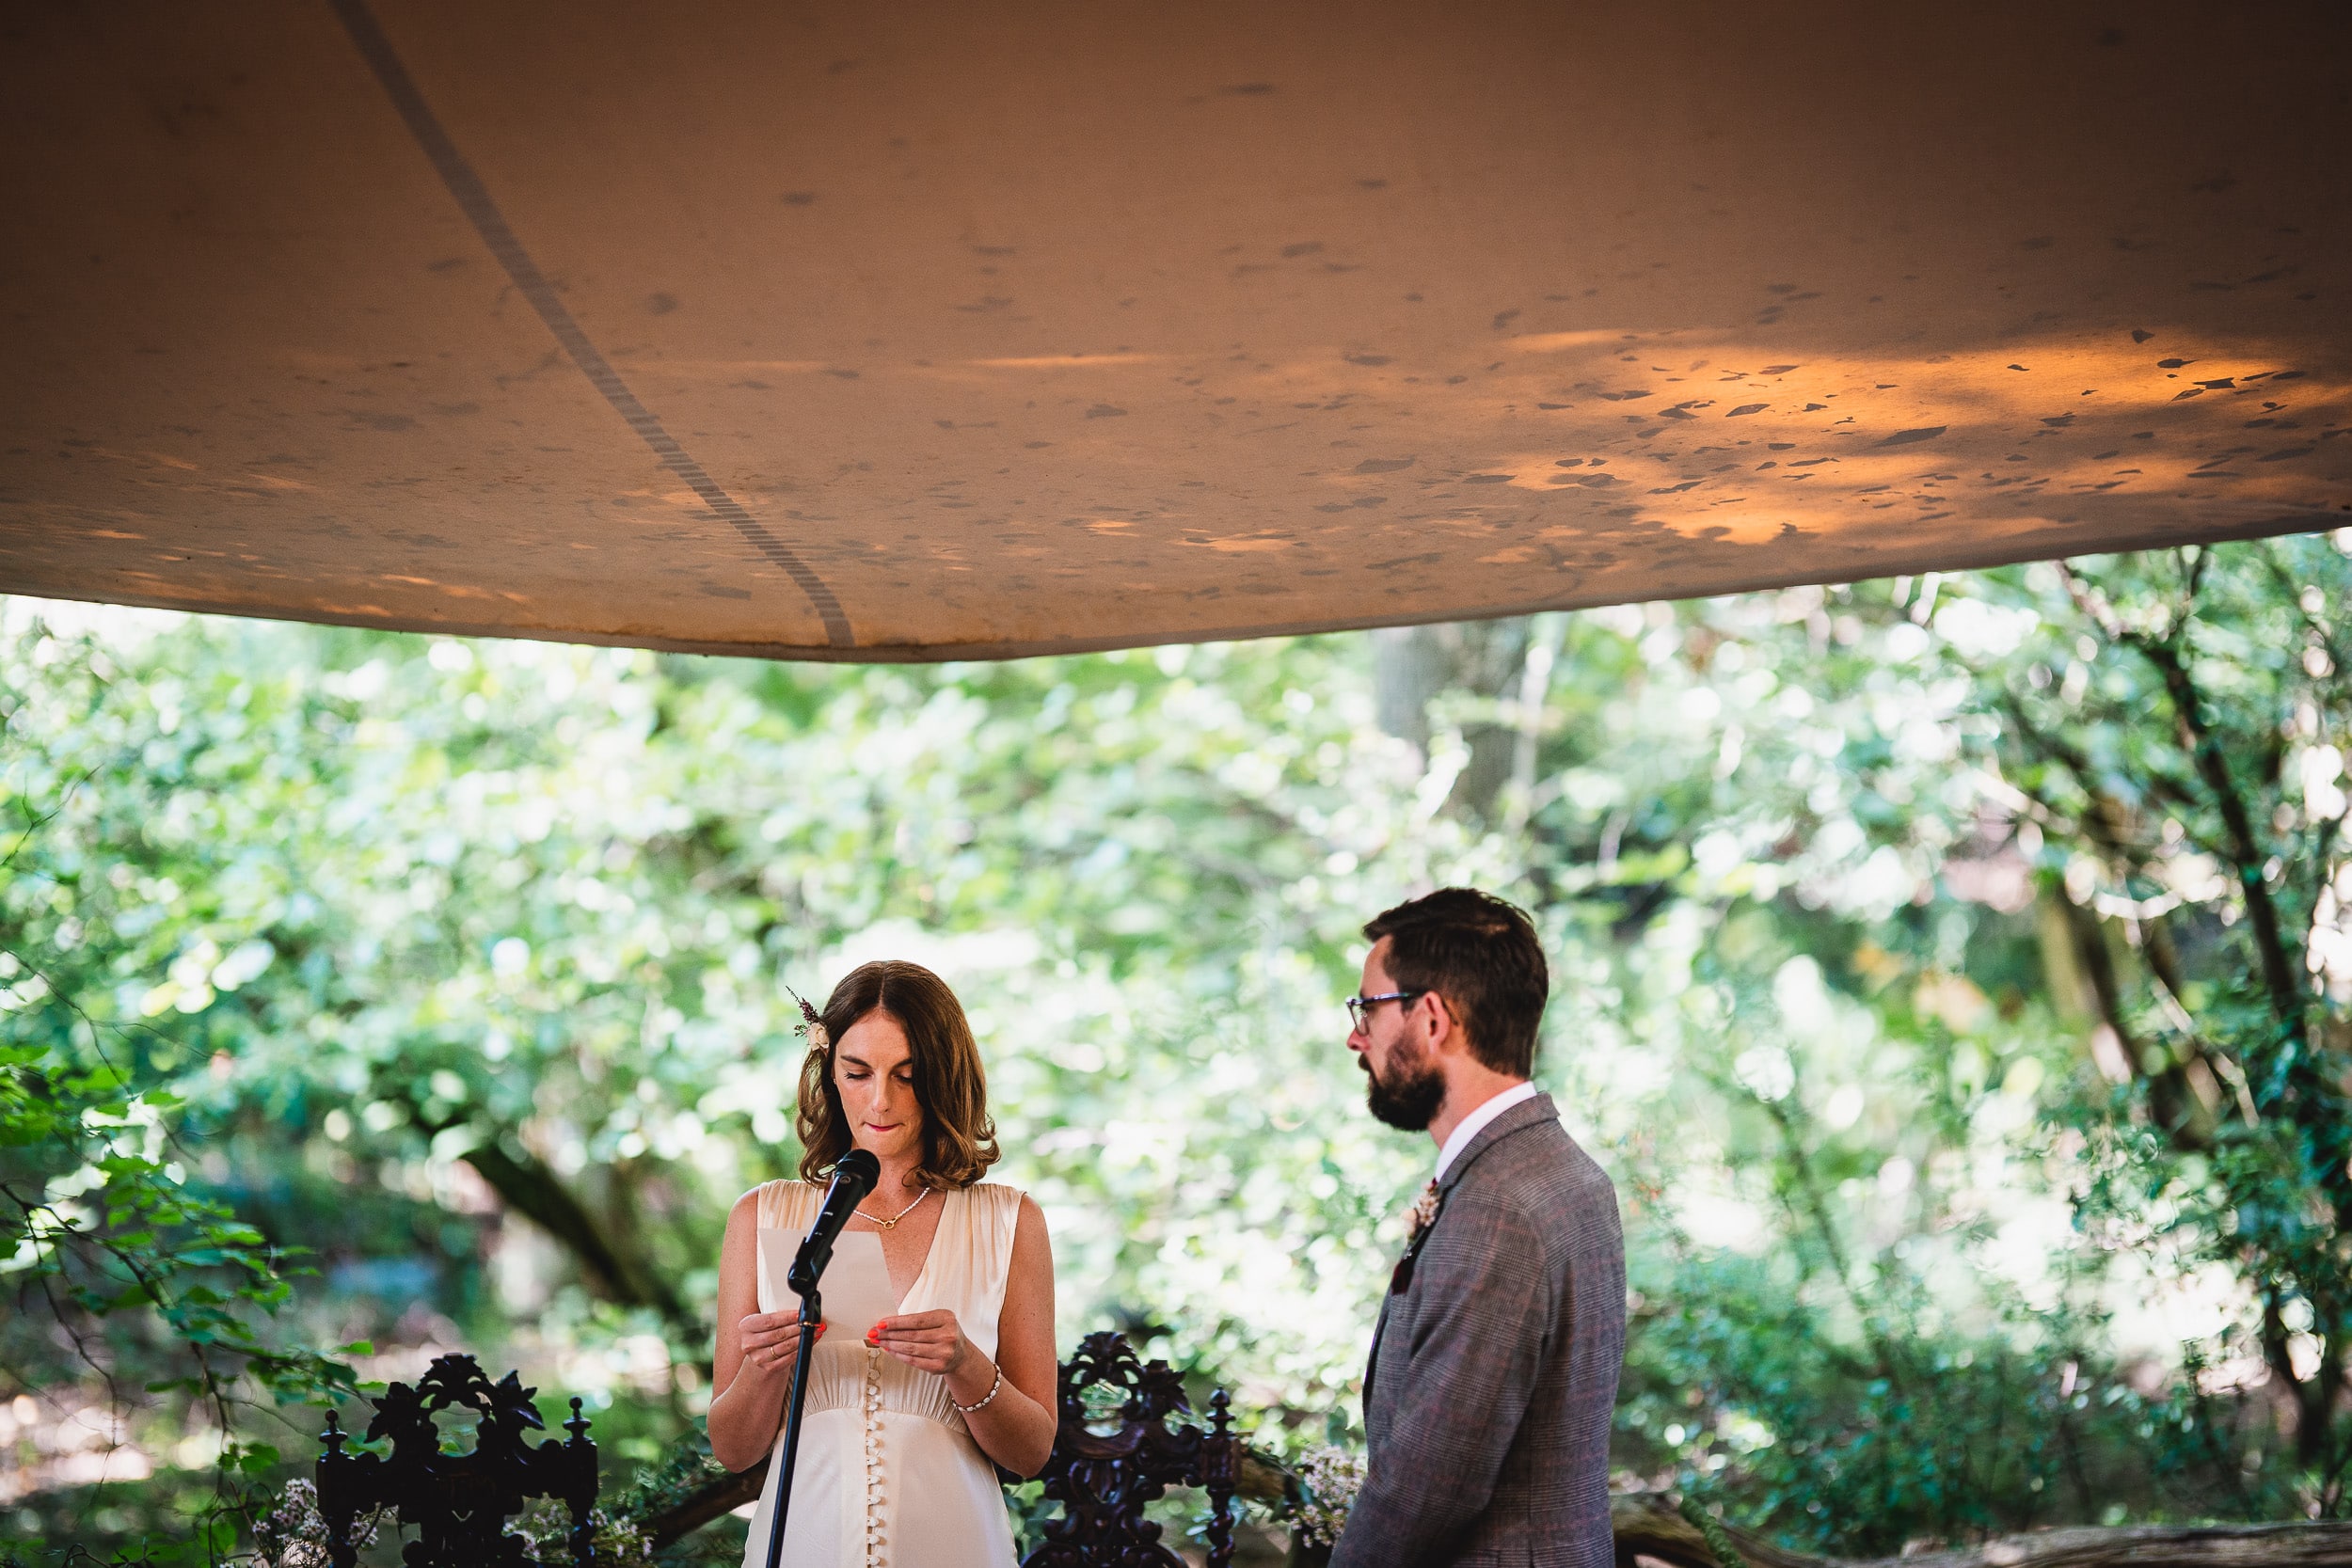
1364,1092 -> 1557,1416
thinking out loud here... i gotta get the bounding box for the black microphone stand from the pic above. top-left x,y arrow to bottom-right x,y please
760,1147 -> 874,1568
762,1282 -> 821,1568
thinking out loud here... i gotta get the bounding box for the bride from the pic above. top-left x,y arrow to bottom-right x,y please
708,960 -> 1057,1568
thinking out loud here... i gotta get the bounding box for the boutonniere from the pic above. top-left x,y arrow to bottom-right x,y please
1392,1180 -> 1444,1295
1407,1180 -> 1441,1243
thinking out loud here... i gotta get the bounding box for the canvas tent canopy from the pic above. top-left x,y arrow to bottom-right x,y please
2,1 -> 2346,661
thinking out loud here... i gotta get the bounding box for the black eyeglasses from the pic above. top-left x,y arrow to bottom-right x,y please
1347,990 -> 1425,1033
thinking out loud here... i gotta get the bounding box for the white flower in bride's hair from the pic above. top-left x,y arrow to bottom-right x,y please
789,989 -> 829,1052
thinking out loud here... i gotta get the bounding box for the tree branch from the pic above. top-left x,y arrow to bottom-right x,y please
636,1463 -> 764,1548
2131,633 -> 2306,1035
1610,1493 -> 2352,1568
2048,894 -> 2208,1148
461,1133 -> 695,1334
389,1089 -> 695,1333
1755,1095 -> 1909,1393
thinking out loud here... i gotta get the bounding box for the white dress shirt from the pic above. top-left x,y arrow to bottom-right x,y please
1433,1079 -> 1541,1184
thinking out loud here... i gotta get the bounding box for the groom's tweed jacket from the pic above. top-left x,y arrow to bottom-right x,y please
1330,1091 -> 1624,1568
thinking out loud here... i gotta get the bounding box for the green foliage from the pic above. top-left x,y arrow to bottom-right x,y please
1625,1206 -> 2298,1545
1961,548 -> 2352,1504
600,1430 -> 731,1533
1581,542 -> 2352,1532
1,532 -> 2347,1557
0,652 -> 362,1562
0,1030 -> 359,1560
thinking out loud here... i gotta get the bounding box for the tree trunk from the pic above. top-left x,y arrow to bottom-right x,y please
462,1133 -> 695,1333
1370,618 -> 1533,821
639,1462 -> 763,1548
390,1085 -> 697,1334
1372,625 -> 1447,757
1610,1494 -> 2352,1568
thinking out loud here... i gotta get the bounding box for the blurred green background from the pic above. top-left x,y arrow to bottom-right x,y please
6,536 -> 2351,1560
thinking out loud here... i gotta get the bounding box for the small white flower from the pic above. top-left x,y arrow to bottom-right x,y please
1407,1180 -> 1441,1240
1288,1445 -> 1367,1550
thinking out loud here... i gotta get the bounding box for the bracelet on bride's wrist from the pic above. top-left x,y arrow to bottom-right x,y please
950,1362 -> 1004,1414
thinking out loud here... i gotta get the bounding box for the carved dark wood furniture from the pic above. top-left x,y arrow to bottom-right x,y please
315,1352 -> 598,1568
1020,1330 -> 1241,1568
334,1338 -> 1243,1565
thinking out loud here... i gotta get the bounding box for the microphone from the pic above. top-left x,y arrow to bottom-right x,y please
787,1148 -> 880,1296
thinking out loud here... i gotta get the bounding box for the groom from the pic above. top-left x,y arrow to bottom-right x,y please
1328,888 -> 1624,1568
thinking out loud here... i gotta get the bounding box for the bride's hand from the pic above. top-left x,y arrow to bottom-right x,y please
739,1311 -> 826,1373
868,1308 -> 969,1377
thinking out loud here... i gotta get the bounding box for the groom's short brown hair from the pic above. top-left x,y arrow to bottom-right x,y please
1364,888 -> 1549,1078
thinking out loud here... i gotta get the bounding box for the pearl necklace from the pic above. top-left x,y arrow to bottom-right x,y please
854,1186 -> 931,1230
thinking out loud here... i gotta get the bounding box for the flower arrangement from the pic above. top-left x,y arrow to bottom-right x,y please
251,1479 -> 654,1568
1282,1444 -> 1366,1552
509,1498 -> 655,1567
254,1479 -> 373,1568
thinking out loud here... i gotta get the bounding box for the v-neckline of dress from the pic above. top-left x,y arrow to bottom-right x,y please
881,1184 -> 952,1314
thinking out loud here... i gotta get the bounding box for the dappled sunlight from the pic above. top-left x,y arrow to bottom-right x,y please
1272,325 -> 2348,561
562,322 -> 2348,654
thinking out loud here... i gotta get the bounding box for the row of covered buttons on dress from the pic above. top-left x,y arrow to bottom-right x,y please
860,1343 -> 886,1565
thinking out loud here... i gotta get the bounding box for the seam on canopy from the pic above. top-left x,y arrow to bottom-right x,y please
325,0 -> 856,649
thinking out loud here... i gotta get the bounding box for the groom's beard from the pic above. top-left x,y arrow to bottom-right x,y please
1363,1043 -> 1446,1132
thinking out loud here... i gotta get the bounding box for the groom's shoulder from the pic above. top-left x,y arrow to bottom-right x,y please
1453,1101 -> 1618,1227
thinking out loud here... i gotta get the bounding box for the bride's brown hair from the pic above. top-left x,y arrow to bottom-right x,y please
796,959 -> 1001,1190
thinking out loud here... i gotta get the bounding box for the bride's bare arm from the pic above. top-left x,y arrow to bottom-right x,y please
873,1195 -> 1058,1478
962,1195 -> 1059,1476
707,1188 -> 828,1472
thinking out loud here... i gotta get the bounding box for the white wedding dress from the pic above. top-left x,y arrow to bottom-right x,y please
739,1180 -> 1025,1568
